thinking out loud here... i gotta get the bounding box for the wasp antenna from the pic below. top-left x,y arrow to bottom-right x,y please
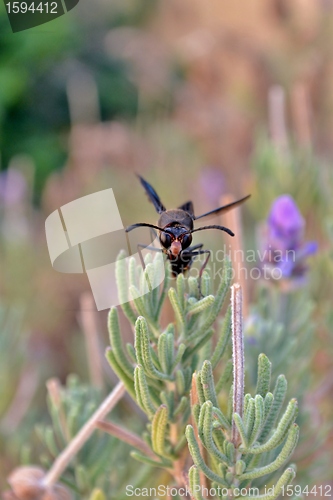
125,222 -> 165,233
190,225 -> 235,237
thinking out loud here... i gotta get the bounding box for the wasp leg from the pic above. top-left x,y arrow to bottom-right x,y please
149,227 -> 158,241
137,243 -> 162,271
181,249 -> 211,297
186,243 -> 204,252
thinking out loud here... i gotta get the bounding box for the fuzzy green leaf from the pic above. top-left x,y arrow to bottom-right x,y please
189,465 -> 208,500
105,348 -> 135,399
152,405 -> 169,456
108,307 -> 134,380
247,399 -> 298,455
186,425 -> 229,487
211,306 -> 232,369
256,354 -> 272,398
233,413 -> 248,448
134,365 -> 156,418
115,251 -> 137,324
201,360 -> 218,407
135,317 -> 173,381
260,375 -> 288,442
201,401 -> 231,466
239,424 -> 299,480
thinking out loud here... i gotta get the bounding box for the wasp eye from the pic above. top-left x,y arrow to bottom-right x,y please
160,232 -> 172,248
181,233 -> 192,249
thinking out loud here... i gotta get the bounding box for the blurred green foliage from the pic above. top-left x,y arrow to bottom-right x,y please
0,7 -> 139,197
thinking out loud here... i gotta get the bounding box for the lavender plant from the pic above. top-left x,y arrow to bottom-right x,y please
4,252 -> 302,500
105,253 -> 300,499
245,195 -> 326,488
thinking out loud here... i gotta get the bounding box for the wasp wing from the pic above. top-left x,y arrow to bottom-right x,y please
194,194 -> 251,221
137,175 -> 166,214
178,201 -> 194,216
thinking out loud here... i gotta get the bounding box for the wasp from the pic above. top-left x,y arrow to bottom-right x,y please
126,175 -> 250,281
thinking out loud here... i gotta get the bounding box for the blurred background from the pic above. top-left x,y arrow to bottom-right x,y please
0,0 -> 333,497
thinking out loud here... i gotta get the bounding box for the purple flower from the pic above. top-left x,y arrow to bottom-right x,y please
268,195 -> 304,251
261,195 -> 317,281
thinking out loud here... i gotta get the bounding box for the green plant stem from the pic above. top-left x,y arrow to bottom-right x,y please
95,420 -> 156,458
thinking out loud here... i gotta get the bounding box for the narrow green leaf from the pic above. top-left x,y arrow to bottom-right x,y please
189,465 -> 208,500
201,360 -> 218,407
188,276 -> 200,298
200,271 -> 211,297
108,307 -> 134,380
135,317 -> 173,381
105,348 -> 135,399
233,413 -> 248,448
135,365 -> 156,418
152,405 -> 169,456
227,384 -> 234,421
239,424 -> 299,480
44,428 -> 59,457
176,369 -> 185,395
126,343 -> 136,364
264,392 -> 274,420
215,359 -> 233,394
244,398 -> 255,438
116,251 -> 137,324
225,441 -> 235,464
157,333 -> 169,374
176,273 -> 186,310
256,354 -> 272,398
211,306 -> 232,369
249,395 -> 264,446
247,399 -> 298,455
183,329 -> 214,361
168,288 -> 185,330
171,343 -> 186,372
173,396 -> 188,418
240,467 -> 296,500
236,460 -> 246,475
212,407 -> 231,431
260,375 -> 287,442
186,258 -> 232,343
187,295 -> 215,316
185,425 -> 229,487
202,401 -> 231,466
155,260 -> 171,321
89,489 -> 106,500
192,403 -> 201,427
196,372 -> 205,406
130,451 -> 172,468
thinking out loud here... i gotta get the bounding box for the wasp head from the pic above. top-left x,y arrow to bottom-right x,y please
159,225 -> 192,257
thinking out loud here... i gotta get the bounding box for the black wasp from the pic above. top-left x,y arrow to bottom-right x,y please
126,175 -> 250,280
